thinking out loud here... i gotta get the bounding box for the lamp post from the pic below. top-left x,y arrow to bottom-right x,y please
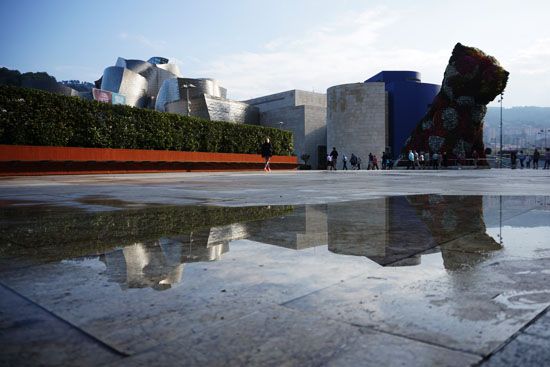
182,83 -> 196,116
498,93 -> 504,168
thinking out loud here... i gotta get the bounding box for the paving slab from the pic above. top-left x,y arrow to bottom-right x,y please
481,333 -> 550,366
0,284 -> 122,367
0,170 -> 549,366
106,305 -> 481,367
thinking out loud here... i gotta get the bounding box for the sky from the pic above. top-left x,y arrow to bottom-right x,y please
1,0 -> 549,107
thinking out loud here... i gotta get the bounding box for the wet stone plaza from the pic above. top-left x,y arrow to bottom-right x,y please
1,170 -> 550,366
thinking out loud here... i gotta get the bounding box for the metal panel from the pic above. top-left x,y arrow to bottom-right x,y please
101,66 -> 148,107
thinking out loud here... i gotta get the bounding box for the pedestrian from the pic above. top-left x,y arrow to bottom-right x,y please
526,154 -> 532,168
368,153 -> 374,170
330,147 -> 339,171
472,149 -> 479,168
357,156 -> 362,170
381,152 -> 387,170
261,137 -> 273,172
414,150 -> 421,169
432,151 -> 439,170
407,150 -> 415,170
423,152 -> 430,169
372,155 -> 379,169
517,150 -> 525,169
342,154 -> 348,170
533,149 -> 540,169
510,151 -> 517,169
545,148 -> 550,169
442,151 -> 448,168
419,151 -> 425,169
350,153 -> 357,170
327,154 -> 333,170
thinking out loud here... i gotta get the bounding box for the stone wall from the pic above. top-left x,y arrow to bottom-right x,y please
247,90 -> 327,169
327,83 -> 387,167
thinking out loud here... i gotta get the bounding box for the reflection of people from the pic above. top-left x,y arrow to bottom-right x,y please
261,138 -> 273,172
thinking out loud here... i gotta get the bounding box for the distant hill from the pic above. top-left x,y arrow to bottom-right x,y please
485,107 -> 550,129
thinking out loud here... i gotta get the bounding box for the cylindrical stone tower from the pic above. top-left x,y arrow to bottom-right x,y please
327,82 -> 388,167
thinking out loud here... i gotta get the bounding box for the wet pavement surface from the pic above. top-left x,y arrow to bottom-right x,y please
1,181 -> 550,366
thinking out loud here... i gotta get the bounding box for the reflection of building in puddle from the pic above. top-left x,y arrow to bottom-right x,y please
246,205 -> 327,250
327,197 -> 437,266
99,223 -> 246,291
325,195 -> 502,269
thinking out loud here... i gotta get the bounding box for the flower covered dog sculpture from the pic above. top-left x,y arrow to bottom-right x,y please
403,43 -> 509,165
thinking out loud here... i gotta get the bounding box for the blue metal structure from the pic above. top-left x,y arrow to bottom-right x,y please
365,71 -> 440,158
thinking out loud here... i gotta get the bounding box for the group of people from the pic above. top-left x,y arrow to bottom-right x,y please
327,148 -> 395,170
406,150 -> 454,170
510,148 -> 550,169
262,138 -> 550,172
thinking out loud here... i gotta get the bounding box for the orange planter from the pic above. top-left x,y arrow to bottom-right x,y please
0,145 -> 298,176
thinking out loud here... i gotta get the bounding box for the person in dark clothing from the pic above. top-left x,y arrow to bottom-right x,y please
261,138 -> 273,172
442,151 -> 448,168
330,147 -> 339,170
350,154 -> 357,170
510,151 -> 517,169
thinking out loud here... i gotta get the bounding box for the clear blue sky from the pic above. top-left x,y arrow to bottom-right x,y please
1,0 -> 549,106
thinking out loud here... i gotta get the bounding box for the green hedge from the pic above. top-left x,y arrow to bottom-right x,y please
0,86 -> 293,155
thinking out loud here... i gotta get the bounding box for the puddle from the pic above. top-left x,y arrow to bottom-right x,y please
1,195 -> 549,356
1,195 -> 549,292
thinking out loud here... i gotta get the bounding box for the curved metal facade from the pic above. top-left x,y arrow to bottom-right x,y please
155,78 -> 227,112
101,57 -> 181,108
99,56 -> 256,124
101,66 -> 148,107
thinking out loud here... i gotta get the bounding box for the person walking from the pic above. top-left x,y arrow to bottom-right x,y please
368,153 -> 374,170
518,150 -> 525,169
544,148 -> 550,169
357,156 -> 362,170
414,150 -> 421,169
342,155 -> 348,170
372,155 -> 379,170
330,147 -> 339,171
327,154 -> 333,170
261,138 -> 273,172
432,151 -> 439,170
350,154 -> 357,170
533,148 -> 540,169
407,150 -> 415,170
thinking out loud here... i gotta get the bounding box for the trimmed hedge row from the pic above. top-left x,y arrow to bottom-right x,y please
0,86 -> 293,155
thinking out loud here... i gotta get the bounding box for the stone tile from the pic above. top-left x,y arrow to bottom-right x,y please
327,330 -> 482,367
523,309 -> 550,338
107,305 -> 481,367
104,305 -> 360,367
284,254 -> 550,355
0,240 -> 372,354
482,333 -> 550,366
0,284 -> 122,367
